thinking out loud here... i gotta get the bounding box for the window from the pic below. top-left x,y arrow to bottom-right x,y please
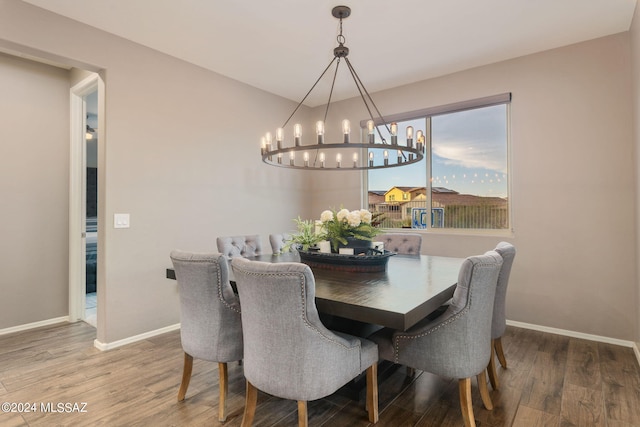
366,94 -> 510,230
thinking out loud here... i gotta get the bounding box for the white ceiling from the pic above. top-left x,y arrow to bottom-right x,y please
22,0 -> 638,107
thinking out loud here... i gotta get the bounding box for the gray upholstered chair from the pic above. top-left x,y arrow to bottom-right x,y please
370,251 -> 503,427
487,241 -> 516,390
169,251 -> 243,422
231,257 -> 379,426
216,235 -> 263,259
269,233 -> 292,254
377,233 -> 422,255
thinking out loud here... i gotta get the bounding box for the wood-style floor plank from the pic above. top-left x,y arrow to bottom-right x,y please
0,323 -> 639,426
511,405 -> 560,427
519,351 -> 567,416
565,338 -> 601,390
600,343 -> 640,426
559,382 -> 604,427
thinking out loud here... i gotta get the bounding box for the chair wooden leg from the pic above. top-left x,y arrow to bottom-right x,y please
297,401 -> 308,427
241,380 -> 258,427
366,363 -> 379,424
476,370 -> 493,410
218,362 -> 228,422
177,352 -> 193,401
487,340 -> 499,390
458,378 -> 476,427
495,337 -> 507,368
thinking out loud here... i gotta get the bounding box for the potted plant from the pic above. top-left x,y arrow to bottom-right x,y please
282,217 -> 324,252
320,208 -> 382,253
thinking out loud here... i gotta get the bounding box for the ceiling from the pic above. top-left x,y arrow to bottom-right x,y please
22,0 -> 638,107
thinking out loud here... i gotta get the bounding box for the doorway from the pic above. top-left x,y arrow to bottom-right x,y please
84,89 -> 98,327
69,73 -> 100,326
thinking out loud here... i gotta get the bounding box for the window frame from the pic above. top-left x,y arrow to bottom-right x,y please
361,93 -> 513,235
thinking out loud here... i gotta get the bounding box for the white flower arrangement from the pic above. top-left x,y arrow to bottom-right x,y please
320,207 -> 381,252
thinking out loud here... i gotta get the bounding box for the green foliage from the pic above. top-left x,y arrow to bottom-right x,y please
283,217 -> 324,252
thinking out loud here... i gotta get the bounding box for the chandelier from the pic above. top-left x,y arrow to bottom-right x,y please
260,5 -> 425,171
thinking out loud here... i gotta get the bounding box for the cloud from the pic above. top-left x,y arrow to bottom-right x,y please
433,139 -> 507,173
432,105 -> 507,173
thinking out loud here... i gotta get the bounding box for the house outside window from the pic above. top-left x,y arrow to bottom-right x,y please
365,94 -> 511,231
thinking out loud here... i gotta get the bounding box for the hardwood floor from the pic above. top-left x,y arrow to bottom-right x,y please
1,322 -> 639,426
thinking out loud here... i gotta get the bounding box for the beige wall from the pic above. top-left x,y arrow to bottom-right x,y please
0,0 -> 638,344
0,52 -> 70,328
0,0 -> 310,342
309,33 -> 638,341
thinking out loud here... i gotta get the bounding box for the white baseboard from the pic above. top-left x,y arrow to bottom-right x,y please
507,320 -> 640,367
508,319 -> 638,345
0,316 -> 69,336
93,323 -> 181,351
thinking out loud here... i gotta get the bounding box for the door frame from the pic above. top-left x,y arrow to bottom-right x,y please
69,74 -> 99,322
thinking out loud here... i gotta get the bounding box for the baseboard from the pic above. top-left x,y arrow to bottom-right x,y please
93,323 -> 181,351
0,316 -> 69,336
506,320 -> 635,348
633,342 -> 640,367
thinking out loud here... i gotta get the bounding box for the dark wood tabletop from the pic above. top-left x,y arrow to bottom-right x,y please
167,253 -> 463,331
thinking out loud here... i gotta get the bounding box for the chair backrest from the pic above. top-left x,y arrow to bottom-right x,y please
231,257 -> 368,401
269,233 -> 292,254
390,251 -> 502,378
170,250 -> 243,362
492,242 -> 516,339
216,235 -> 262,259
377,233 -> 422,255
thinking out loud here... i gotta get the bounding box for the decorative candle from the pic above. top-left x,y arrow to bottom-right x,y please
416,130 -> 425,153
367,120 -> 375,144
318,240 -> 331,253
276,127 -> 284,149
265,131 -> 273,150
352,152 -> 358,168
369,151 -> 374,167
289,151 -> 295,166
390,122 -> 398,145
342,119 -> 350,143
304,151 -> 309,167
294,124 -> 302,146
406,126 -> 414,148
384,150 -> 389,166
336,153 -> 341,168
319,152 -> 325,168
316,121 -> 324,144
265,133 -> 273,160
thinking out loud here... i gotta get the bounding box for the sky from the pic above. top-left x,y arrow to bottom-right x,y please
367,104 -> 508,198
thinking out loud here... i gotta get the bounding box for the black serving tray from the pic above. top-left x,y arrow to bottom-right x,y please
297,249 -> 396,272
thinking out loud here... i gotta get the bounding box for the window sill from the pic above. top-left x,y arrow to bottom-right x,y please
382,227 -> 515,238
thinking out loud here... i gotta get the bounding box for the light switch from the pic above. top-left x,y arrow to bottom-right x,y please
114,213 -> 130,229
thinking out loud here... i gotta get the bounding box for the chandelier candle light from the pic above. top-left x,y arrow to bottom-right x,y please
260,5 -> 425,171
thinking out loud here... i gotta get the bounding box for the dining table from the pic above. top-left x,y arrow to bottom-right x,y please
166,252 -> 464,331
